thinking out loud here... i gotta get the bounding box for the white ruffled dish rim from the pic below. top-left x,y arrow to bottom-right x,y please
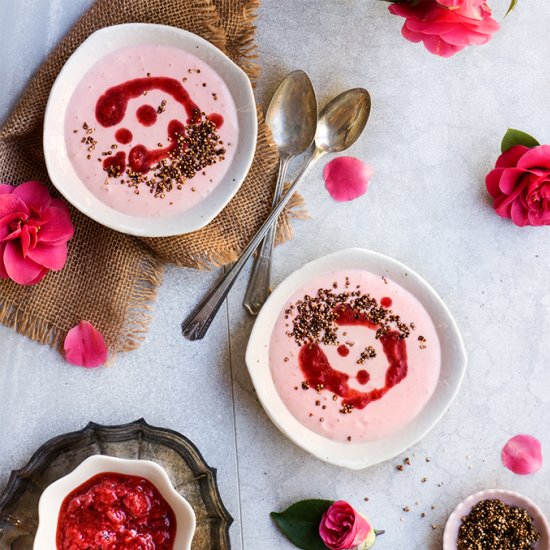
245,248 -> 468,470
34,455 -> 196,549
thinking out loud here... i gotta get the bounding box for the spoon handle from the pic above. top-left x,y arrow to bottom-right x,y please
243,156 -> 291,315
181,148 -> 323,341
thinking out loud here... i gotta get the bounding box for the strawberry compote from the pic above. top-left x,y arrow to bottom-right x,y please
56,472 -> 176,550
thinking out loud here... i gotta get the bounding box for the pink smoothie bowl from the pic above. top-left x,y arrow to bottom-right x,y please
44,23 -> 257,237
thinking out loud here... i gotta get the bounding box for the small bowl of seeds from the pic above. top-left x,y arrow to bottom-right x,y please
443,489 -> 549,550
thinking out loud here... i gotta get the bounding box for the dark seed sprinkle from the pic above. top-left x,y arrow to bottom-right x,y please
357,345 -> 376,364
105,114 -> 225,199
457,499 -> 540,550
157,100 -> 167,114
339,403 -> 354,415
286,286 -> 411,347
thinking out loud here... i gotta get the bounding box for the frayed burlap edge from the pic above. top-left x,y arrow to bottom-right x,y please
117,253 -> 165,352
0,251 -> 165,353
230,0 -> 262,84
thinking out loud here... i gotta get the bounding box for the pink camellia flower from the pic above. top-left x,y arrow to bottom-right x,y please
436,0 -> 480,7
64,321 -> 109,368
0,181 -> 74,285
388,0 -> 500,58
319,501 -> 374,550
486,144 -> 550,227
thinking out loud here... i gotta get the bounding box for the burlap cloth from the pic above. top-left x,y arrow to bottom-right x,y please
0,0 -> 305,352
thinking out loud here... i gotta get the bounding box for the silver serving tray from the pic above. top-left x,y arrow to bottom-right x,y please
0,419 -> 232,549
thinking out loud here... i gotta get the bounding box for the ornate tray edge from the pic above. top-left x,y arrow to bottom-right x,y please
0,418 -> 233,547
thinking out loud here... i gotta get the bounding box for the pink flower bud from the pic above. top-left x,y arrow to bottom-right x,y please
319,501 -> 372,550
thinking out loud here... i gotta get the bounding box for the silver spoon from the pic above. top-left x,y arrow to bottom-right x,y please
182,88 -> 372,341
243,70 -> 317,315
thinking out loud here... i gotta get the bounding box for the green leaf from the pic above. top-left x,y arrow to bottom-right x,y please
271,499 -> 334,550
506,0 -> 518,16
500,128 -> 540,153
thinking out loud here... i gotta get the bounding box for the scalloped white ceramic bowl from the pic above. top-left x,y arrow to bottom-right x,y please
246,248 -> 467,470
44,23 -> 257,237
443,489 -> 550,549
34,455 -> 196,549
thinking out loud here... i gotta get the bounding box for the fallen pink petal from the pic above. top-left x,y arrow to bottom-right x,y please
64,321 -> 109,368
323,157 -> 373,202
502,434 -> 543,475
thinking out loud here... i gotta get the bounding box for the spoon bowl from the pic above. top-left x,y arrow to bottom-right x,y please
266,70 -> 318,156
243,71 -> 317,315
315,88 -> 371,153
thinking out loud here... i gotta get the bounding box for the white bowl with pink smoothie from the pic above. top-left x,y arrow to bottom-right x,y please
246,248 -> 467,469
44,23 -> 257,236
